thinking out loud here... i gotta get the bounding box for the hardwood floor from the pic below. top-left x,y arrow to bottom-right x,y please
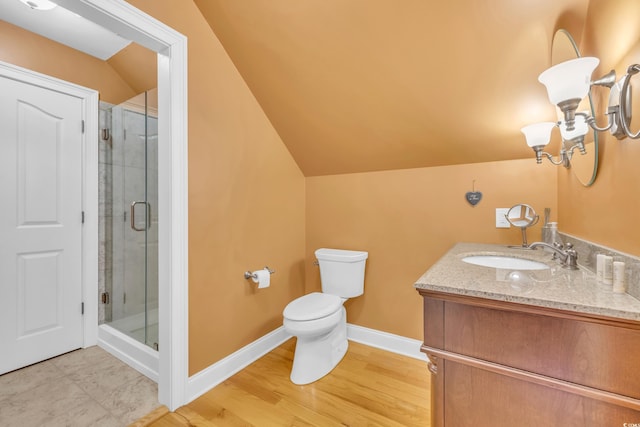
134,338 -> 430,426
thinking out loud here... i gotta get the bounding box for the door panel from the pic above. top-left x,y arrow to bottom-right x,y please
0,75 -> 84,375
17,251 -> 62,336
18,102 -> 62,225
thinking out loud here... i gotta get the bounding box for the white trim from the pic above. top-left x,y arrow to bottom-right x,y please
98,324 -> 159,381
82,80 -> 99,349
53,0 -> 189,410
0,60 -> 100,353
347,324 -> 428,361
186,327 -> 292,403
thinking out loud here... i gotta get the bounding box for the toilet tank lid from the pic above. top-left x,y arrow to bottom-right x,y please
283,292 -> 343,321
315,248 -> 368,262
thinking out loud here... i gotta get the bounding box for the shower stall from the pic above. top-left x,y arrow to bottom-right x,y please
97,90 -> 159,380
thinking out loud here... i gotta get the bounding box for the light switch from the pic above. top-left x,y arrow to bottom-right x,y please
496,208 -> 510,228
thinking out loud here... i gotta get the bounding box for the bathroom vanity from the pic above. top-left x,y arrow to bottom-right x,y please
415,243 -> 640,426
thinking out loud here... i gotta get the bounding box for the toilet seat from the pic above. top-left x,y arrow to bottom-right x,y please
283,292 -> 342,321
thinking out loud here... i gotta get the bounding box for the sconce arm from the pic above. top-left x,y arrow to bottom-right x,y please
619,64 -> 640,139
536,149 -> 569,167
578,111 -> 614,132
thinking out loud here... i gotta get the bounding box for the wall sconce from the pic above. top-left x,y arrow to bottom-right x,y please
523,56 -> 640,165
521,116 -> 587,168
538,57 -> 600,131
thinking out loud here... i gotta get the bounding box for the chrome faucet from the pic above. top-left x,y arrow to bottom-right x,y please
528,241 -> 579,270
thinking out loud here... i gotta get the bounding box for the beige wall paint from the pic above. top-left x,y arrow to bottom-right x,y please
0,21 -> 136,104
558,137 -> 640,257
125,0 -> 306,375
106,43 -> 157,95
306,159 -> 557,339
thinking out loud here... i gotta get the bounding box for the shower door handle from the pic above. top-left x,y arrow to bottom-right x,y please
130,201 -> 151,231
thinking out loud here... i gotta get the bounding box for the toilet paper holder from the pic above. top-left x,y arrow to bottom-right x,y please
244,266 -> 275,280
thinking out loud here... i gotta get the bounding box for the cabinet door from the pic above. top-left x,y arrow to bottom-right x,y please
444,302 -> 640,399
444,361 -> 640,427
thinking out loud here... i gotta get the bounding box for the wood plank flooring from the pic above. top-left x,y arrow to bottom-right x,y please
136,338 -> 430,426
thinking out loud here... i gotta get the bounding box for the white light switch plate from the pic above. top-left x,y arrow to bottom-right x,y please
496,208 -> 510,228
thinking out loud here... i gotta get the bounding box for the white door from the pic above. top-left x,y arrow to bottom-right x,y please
0,75 -> 84,375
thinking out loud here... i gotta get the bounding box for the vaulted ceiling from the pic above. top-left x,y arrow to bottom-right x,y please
193,0 -> 640,176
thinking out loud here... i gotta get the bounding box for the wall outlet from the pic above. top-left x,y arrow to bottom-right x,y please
496,208 -> 510,228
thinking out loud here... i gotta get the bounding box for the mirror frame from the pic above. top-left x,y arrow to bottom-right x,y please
553,29 -> 599,186
505,203 -> 539,247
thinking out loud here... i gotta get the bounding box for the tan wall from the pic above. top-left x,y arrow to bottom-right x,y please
0,21 -> 136,104
125,0 -> 306,375
306,159 -> 557,339
558,130 -> 640,257
557,94 -> 640,256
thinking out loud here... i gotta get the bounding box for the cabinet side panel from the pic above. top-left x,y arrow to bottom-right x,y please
423,296 -> 444,348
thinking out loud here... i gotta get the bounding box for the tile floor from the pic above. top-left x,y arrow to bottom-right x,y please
0,346 -> 161,427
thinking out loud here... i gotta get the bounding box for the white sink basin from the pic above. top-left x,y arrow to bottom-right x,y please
462,255 -> 549,270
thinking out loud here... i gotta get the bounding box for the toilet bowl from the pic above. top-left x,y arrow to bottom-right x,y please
283,293 -> 348,385
282,248 -> 368,385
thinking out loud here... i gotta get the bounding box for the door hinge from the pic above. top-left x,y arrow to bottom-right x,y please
101,292 -> 110,304
81,120 -> 85,134
81,302 -> 85,315
82,211 -> 85,224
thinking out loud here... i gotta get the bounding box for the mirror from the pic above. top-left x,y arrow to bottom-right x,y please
551,29 -> 599,186
505,204 -> 539,247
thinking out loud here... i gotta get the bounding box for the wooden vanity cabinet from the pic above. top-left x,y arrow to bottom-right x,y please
419,291 -> 640,426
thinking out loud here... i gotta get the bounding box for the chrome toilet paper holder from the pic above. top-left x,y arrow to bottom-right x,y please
244,266 -> 275,280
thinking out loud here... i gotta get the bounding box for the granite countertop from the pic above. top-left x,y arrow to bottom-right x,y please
414,242 -> 640,322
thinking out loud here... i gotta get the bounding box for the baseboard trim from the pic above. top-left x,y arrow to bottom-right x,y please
186,326 -> 292,403
185,323 -> 426,405
347,323 -> 428,361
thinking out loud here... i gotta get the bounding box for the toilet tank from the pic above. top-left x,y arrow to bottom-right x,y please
315,248 -> 368,298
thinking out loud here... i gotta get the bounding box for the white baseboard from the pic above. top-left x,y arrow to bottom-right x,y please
347,323 -> 428,361
185,323 -> 426,405
186,326 -> 292,403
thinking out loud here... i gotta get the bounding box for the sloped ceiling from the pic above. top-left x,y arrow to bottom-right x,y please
194,0 -> 598,176
107,42 -> 158,96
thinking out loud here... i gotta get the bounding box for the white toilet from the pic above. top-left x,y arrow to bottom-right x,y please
282,248 -> 368,385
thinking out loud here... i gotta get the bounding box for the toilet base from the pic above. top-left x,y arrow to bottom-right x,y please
289,307 -> 348,385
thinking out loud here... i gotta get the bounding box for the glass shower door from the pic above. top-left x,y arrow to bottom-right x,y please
107,90 -> 158,350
